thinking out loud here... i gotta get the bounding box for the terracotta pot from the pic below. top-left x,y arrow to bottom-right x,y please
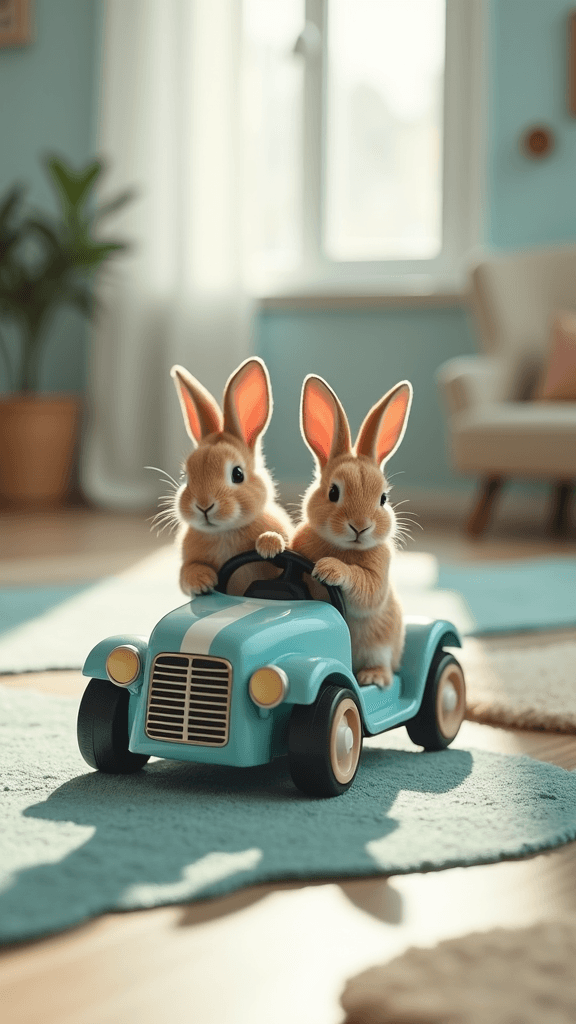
0,394 -> 81,507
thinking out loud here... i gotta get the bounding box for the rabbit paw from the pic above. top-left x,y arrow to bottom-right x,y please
357,666 -> 393,689
312,556 -> 350,589
180,563 -> 218,596
256,531 -> 285,559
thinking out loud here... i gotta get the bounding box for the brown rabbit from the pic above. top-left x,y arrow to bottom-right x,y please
171,357 -> 292,596
292,374 -> 413,688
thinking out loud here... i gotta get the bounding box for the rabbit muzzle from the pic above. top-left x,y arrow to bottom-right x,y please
348,522 -> 372,544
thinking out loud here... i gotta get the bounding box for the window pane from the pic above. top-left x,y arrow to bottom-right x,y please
325,0 -> 445,262
242,0 -> 304,278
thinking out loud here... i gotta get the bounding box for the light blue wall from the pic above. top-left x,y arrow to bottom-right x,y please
0,0 -> 102,394
258,0 -> 576,493
488,0 -> 576,248
3,0 -> 574,494
255,307 -> 476,493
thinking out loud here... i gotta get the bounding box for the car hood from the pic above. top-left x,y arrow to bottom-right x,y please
148,591 -> 351,668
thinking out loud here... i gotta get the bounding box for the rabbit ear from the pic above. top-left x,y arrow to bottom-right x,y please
300,375 -> 352,469
170,365 -> 223,445
222,357 -> 272,449
355,381 -> 413,466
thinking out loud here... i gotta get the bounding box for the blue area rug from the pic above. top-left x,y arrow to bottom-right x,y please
1,685 -> 576,945
0,584 -> 91,636
436,558 -> 576,636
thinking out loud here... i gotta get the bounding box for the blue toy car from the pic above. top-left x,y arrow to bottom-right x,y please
78,549 -> 466,797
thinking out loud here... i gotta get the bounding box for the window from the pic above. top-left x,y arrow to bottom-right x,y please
242,0 -> 480,294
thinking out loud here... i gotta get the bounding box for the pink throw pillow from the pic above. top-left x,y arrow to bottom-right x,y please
539,311 -> 576,400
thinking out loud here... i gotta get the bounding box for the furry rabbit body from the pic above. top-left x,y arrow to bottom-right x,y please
292,374 -> 412,688
171,357 -> 292,596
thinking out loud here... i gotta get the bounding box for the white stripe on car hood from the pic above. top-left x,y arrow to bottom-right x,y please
179,600 -> 269,656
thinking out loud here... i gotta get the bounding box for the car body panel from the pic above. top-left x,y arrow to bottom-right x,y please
125,593 -> 353,767
81,591 -> 462,767
82,634 -> 149,693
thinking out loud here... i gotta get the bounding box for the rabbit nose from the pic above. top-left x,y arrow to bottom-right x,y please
196,503 -> 215,517
349,523 -> 369,539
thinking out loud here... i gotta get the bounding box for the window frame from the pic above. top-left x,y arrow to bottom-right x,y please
254,0 -> 483,300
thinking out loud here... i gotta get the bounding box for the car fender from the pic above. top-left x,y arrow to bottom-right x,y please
401,618 -> 462,708
274,653 -> 360,708
82,634 -> 149,693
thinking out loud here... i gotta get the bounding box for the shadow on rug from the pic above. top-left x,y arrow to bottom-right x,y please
2,686 -> 576,945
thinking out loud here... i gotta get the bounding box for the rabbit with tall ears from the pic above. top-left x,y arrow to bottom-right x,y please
171,357 -> 293,596
292,374 -> 413,688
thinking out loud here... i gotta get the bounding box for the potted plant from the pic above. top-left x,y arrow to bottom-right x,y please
0,155 -> 133,506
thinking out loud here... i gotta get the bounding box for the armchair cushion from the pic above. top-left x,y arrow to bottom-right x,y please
451,402 -> 576,478
539,311 -> 576,401
437,355 -> 503,415
471,247 -> 576,400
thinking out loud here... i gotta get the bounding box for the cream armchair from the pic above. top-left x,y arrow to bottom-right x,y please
438,246 -> 576,536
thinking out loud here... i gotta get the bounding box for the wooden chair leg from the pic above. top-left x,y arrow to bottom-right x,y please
466,477 -> 504,538
550,481 -> 573,537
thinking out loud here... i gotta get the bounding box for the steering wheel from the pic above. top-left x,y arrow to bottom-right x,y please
215,548 -> 346,618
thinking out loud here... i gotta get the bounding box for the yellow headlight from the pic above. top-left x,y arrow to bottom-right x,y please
106,645 -> 141,686
249,666 -> 289,708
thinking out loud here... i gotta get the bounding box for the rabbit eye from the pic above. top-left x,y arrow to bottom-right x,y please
232,465 -> 244,484
380,492 -> 387,506
329,483 -> 340,503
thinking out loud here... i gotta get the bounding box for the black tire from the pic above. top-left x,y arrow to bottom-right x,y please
77,678 -> 150,773
288,684 -> 363,797
406,650 -> 466,751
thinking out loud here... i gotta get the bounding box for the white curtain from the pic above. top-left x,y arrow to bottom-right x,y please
81,0 -> 252,508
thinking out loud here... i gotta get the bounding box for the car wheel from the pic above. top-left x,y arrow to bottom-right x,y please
406,650 -> 466,751
77,678 -> 150,773
288,684 -> 363,797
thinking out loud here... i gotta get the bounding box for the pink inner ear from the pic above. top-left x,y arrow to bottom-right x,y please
235,363 -> 268,446
180,385 -> 202,443
303,382 -> 335,464
376,389 -> 410,464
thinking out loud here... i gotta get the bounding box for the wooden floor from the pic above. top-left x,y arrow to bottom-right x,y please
1,507 -> 576,1024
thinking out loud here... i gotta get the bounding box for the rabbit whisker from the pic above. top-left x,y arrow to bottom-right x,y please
147,511 -> 180,537
149,513 -> 178,529
395,518 -> 423,532
144,465 -> 181,488
149,505 -> 178,523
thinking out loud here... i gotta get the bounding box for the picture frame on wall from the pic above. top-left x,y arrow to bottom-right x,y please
0,0 -> 32,48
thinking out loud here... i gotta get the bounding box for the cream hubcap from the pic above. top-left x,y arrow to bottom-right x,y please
336,723 -> 355,759
441,681 -> 458,715
436,662 -> 466,739
330,698 -> 361,784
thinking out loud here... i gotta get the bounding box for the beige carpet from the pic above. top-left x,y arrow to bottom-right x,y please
460,633 -> 576,734
341,919 -> 576,1024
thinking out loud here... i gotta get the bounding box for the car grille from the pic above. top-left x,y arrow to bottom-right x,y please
145,653 -> 232,746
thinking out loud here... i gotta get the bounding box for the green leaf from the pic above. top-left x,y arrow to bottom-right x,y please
45,155 -> 103,216
0,184 -> 26,227
26,218 -> 61,251
65,240 -> 129,270
94,188 -> 137,221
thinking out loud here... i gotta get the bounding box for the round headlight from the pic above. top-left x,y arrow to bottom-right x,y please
106,645 -> 141,686
249,666 -> 289,708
